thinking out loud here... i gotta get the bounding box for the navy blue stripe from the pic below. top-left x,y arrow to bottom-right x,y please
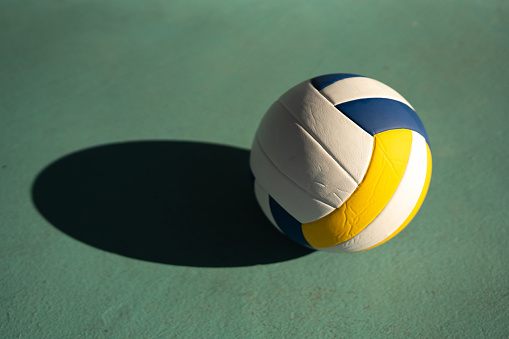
269,196 -> 312,248
311,73 -> 363,91
336,98 -> 430,145
249,169 -> 255,187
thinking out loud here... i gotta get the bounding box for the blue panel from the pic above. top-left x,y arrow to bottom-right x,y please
249,169 -> 255,187
336,98 -> 430,145
311,73 -> 363,91
269,196 -> 312,249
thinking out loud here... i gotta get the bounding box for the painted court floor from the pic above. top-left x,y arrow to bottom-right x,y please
1,1 -> 508,337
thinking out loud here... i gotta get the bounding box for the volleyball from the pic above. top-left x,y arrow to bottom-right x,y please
250,73 -> 432,252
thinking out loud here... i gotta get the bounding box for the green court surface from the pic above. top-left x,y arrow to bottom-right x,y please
1,1 -> 508,337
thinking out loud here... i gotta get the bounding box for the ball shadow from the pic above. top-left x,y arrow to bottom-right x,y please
31,141 -> 313,267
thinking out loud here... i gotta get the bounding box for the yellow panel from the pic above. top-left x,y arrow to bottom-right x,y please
302,129 -> 413,248
358,142 -> 433,252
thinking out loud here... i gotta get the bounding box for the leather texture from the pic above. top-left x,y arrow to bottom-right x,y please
250,74 -> 432,252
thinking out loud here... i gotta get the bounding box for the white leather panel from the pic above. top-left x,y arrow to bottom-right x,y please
256,100 -> 358,209
278,80 -> 374,184
250,137 -> 335,223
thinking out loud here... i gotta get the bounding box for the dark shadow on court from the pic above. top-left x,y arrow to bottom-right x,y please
31,141 -> 313,267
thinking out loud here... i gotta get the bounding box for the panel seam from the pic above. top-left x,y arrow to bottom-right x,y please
276,99 -> 359,186
254,135 -> 336,209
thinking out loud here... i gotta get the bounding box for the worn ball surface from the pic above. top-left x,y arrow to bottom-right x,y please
250,73 -> 432,252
